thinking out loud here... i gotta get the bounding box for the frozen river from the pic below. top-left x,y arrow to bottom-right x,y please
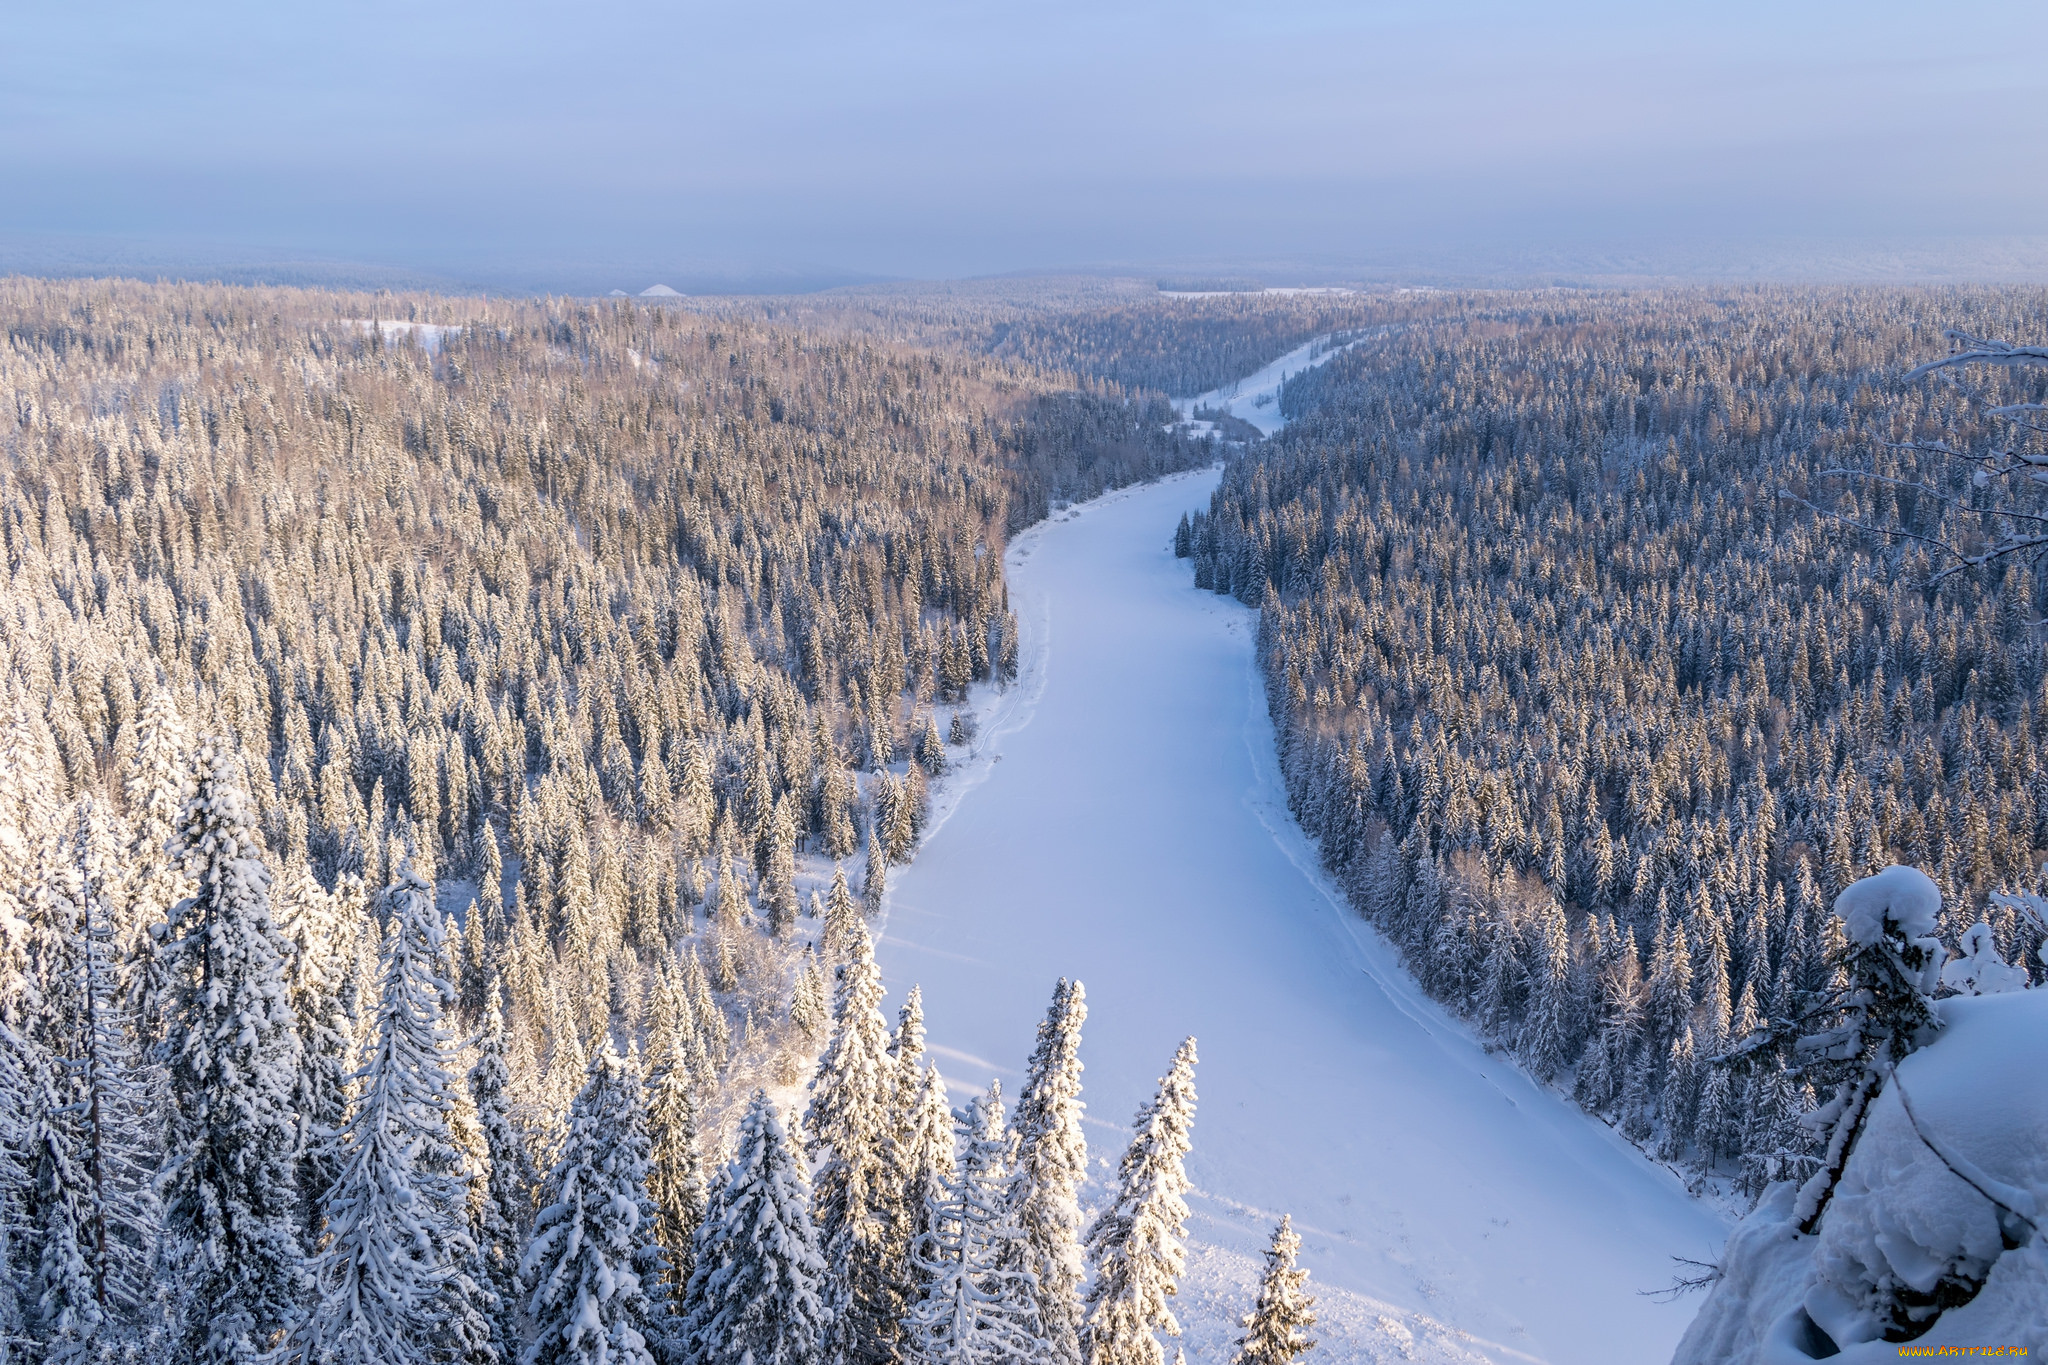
873,466 -> 1728,1363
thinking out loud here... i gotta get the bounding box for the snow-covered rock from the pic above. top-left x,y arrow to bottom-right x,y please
1672,988 -> 2048,1362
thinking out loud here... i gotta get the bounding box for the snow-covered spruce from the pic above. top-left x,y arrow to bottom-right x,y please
1081,1038 -> 1197,1365
21,801 -> 162,1360
155,740 -> 308,1364
520,1038 -> 671,1365
645,999 -> 708,1311
803,918 -> 901,1365
1006,978 -> 1089,1365
902,1083 -> 1048,1365
676,1089 -> 831,1365
296,863 -> 493,1365
1230,1217 -> 1315,1365
469,977 -> 537,1360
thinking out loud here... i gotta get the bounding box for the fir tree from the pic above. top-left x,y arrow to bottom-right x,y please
822,866 -> 861,960
155,740 -> 307,1364
645,1030 -> 706,1311
469,978 -> 536,1360
22,804 -> 163,1361
903,1084 -> 1047,1365
1082,1038 -> 1197,1365
802,919 -> 900,1365
1008,978 -> 1089,1365
677,1090 -> 829,1365
298,863 -> 494,1365
1230,1217 -> 1315,1365
521,1039 -> 669,1365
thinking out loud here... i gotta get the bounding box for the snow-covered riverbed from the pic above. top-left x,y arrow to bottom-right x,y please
876,467 -> 1728,1364
1172,332 -> 1378,436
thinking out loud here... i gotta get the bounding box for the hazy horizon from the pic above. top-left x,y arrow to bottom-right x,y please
6,0 -> 2045,293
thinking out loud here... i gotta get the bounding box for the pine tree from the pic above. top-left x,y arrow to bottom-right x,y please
1082,1038 -> 1198,1365
298,863 -> 494,1365
862,831 -> 888,916
1008,978 -> 1088,1365
155,739 -> 307,1364
802,919 -> 900,1365
118,686 -> 192,1046
677,1090 -> 829,1365
790,952 -> 827,1043
520,1039 -> 669,1365
1230,1217 -> 1315,1365
903,1084 -> 1047,1365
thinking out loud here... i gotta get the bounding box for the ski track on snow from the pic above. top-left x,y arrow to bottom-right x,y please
874,467 -> 1728,1364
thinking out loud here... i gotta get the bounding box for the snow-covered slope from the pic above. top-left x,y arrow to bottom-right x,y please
1673,988 -> 2048,1362
875,467 -> 1729,1364
1172,333 -> 1376,435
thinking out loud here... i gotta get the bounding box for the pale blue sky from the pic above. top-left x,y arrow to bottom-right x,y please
3,1 -> 2042,287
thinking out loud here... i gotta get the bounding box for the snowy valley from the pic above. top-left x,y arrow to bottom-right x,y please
0,278 -> 2044,1365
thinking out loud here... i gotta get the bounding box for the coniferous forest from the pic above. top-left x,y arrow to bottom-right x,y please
1182,285 -> 2048,1200
3,273 -> 2046,1360
0,277 -> 1272,1364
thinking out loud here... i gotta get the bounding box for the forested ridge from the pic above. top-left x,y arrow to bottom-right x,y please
0,276 -> 1240,1364
1183,285 -> 2048,1196
714,280 -> 1422,398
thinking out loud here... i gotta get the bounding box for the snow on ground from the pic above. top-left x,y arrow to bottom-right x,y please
1674,989 -> 2048,1361
876,467 -> 1730,1364
1172,332 -> 1381,435
1159,287 -> 1362,300
349,319 -> 460,353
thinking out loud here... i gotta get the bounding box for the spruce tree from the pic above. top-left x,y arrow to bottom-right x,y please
469,978 -> 536,1362
299,863 -> 493,1365
677,1090 -> 829,1365
802,919 -> 899,1365
1230,1217 -> 1315,1365
278,856 -> 358,1241
155,739 -> 307,1364
1517,903 -> 1573,1081
1008,978 -> 1088,1365
521,1039 -> 669,1365
903,1084 -> 1047,1365
896,1063 -> 956,1304
1082,1038 -> 1198,1365
645,1026 -> 707,1311
22,804 -> 163,1360
823,865 -> 861,959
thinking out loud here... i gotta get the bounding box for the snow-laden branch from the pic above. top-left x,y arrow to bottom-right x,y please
1904,329 -> 2048,381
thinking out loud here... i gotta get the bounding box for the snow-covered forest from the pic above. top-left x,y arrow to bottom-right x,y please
1,273 -> 2044,1361
0,277 -> 1252,1363
1182,286 -> 2048,1352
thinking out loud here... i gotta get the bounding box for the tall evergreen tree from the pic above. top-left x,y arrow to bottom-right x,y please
1230,1217 -> 1315,1365
469,978 -> 536,1363
22,803 -> 162,1362
645,1024 -> 707,1312
520,1039 -> 669,1365
1082,1038 -> 1198,1365
677,1090 -> 829,1365
903,1084 -> 1047,1365
298,863 -> 494,1365
155,740 -> 307,1364
802,920 -> 899,1365
1008,978 -> 1089,1365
